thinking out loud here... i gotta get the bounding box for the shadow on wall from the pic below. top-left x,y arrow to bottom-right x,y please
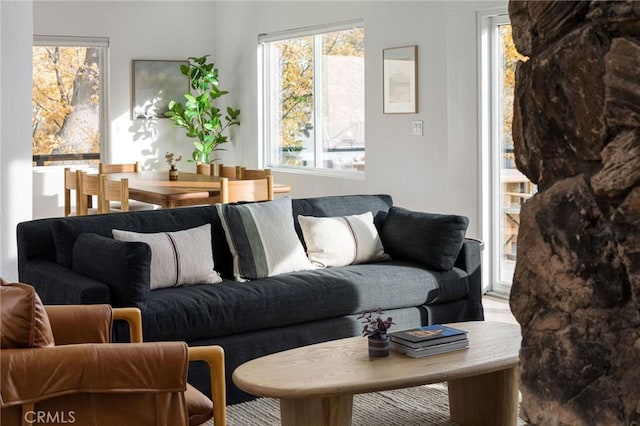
129,118 -> 162,170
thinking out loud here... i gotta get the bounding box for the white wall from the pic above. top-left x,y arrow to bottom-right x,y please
1,1 -> 33,280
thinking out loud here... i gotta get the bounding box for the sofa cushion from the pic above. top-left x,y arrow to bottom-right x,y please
381,207 -> 469,271
51,206 -> 216,269
291,194 -> 393,246
216,197 -> 314,280
113,224 -> 222,290
298,212 -> 390,267
0,281 -> 55,348
140,262 -> 468,342
73,233 -> 151,308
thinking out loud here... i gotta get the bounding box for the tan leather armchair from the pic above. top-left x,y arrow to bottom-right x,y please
0,280 -> 226,426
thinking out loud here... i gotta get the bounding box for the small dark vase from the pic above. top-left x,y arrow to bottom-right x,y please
368,334 -> 391,358
169,167 -> 179,181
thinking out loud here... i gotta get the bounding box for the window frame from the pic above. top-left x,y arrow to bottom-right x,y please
32,35 -> 109,166
480,9 -> 514,296
259,20 -> 365,178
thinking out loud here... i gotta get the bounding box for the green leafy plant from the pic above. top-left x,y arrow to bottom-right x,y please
358,308 -> 394,339
165,55 -> 240,164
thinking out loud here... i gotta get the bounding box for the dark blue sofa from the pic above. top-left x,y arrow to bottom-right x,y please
17,194 -> 483,404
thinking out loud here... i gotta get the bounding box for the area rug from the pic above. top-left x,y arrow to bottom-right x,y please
211,382 -> 525,425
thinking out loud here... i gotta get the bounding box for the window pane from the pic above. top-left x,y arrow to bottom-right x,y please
497,24 -> 532,285
320,28 -> 365,170
32,45 -> 102,166
269,36 -> 314,168
264,24 -> 365,172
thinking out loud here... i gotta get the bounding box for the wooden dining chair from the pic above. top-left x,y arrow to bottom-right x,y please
214,163 -> 242,178
98,162 -> 140,174
98,162 -> 155,211
238,167 -> 272,180
76,171 -> 101,216
63,168 -> 79,217
99,175 -> 129,213
219,175 -> 274,204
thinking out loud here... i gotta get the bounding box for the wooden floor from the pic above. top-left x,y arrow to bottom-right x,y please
482,294 -> 518,325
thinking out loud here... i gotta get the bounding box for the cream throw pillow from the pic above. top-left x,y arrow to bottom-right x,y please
112,224 -> 222,290
298,212 -> 390,268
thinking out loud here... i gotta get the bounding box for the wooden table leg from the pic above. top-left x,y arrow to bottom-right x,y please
448,367 -> 518,426
280,395 -> 353,426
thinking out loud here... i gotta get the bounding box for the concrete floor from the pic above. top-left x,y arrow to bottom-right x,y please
482,294 -> 518,324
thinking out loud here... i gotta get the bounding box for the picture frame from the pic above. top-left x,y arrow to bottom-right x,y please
132,60 -> 188,119
383,46 -> 418,114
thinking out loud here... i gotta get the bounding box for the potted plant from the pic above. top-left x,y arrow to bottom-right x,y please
358,308 -> 395,358
165,55 -> 241,165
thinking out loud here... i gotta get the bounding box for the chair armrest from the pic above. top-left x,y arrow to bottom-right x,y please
44,306 -> 143,345
1,342 -> 188,408
189,346 -> 226,426
45,304 -> 113,344
113,307 -> 143,343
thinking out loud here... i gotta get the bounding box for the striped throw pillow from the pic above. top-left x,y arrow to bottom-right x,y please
298,212 -> 390,268
112,224 -> 222,289
216,196 -> 314,280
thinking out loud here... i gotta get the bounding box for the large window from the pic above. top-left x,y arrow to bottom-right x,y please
260,21 -> 365,173
482,13 -> 532,294
32,36 -> 108,166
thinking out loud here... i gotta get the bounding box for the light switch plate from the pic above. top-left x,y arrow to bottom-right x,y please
412,120 -> 423,136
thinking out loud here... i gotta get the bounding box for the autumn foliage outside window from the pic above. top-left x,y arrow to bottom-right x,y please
262,23 -> 365,172
32,37 -> 107,166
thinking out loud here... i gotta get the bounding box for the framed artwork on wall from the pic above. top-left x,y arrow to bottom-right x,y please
132,60 -> 188,119
383,46 -> 418,114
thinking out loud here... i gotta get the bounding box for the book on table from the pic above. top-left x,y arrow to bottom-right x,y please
390,338 -> 469,358
389,324 -> 468,349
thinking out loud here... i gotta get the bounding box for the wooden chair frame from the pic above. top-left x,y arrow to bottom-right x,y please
76,171 -> 101,216
63,168 -> 78,217
98,162 -> 140,174
238,167 -> 272,180
219,175 -> 274,204
99,175 -> 130,213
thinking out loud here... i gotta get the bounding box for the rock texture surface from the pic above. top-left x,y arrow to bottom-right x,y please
509,1 -> 640,424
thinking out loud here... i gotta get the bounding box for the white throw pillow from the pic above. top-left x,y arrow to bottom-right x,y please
216,196 -> 315,280
298,212 -> 390,268
112,224 -> 222,290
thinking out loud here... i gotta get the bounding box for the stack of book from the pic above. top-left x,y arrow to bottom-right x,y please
389,324 -> 469,358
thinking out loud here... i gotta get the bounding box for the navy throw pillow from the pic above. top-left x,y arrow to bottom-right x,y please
381,207 -> 469,271
72,233 -> 151,308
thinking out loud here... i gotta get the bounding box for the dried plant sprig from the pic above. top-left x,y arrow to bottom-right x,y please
357,307 -> 394,338
165,152 -> 182,168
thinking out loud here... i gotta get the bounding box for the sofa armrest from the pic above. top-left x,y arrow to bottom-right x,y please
454,239 -> 484,320
189,346 -> 226,426
18,259 -> 111,305
454,239 -> 481,274
0,342 -> 188,408
72,233 -> 151,308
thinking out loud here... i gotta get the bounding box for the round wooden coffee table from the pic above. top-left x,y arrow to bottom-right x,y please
233,321 -> 521,426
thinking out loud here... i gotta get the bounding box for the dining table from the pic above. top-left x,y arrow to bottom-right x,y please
105,171 -> 291,209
